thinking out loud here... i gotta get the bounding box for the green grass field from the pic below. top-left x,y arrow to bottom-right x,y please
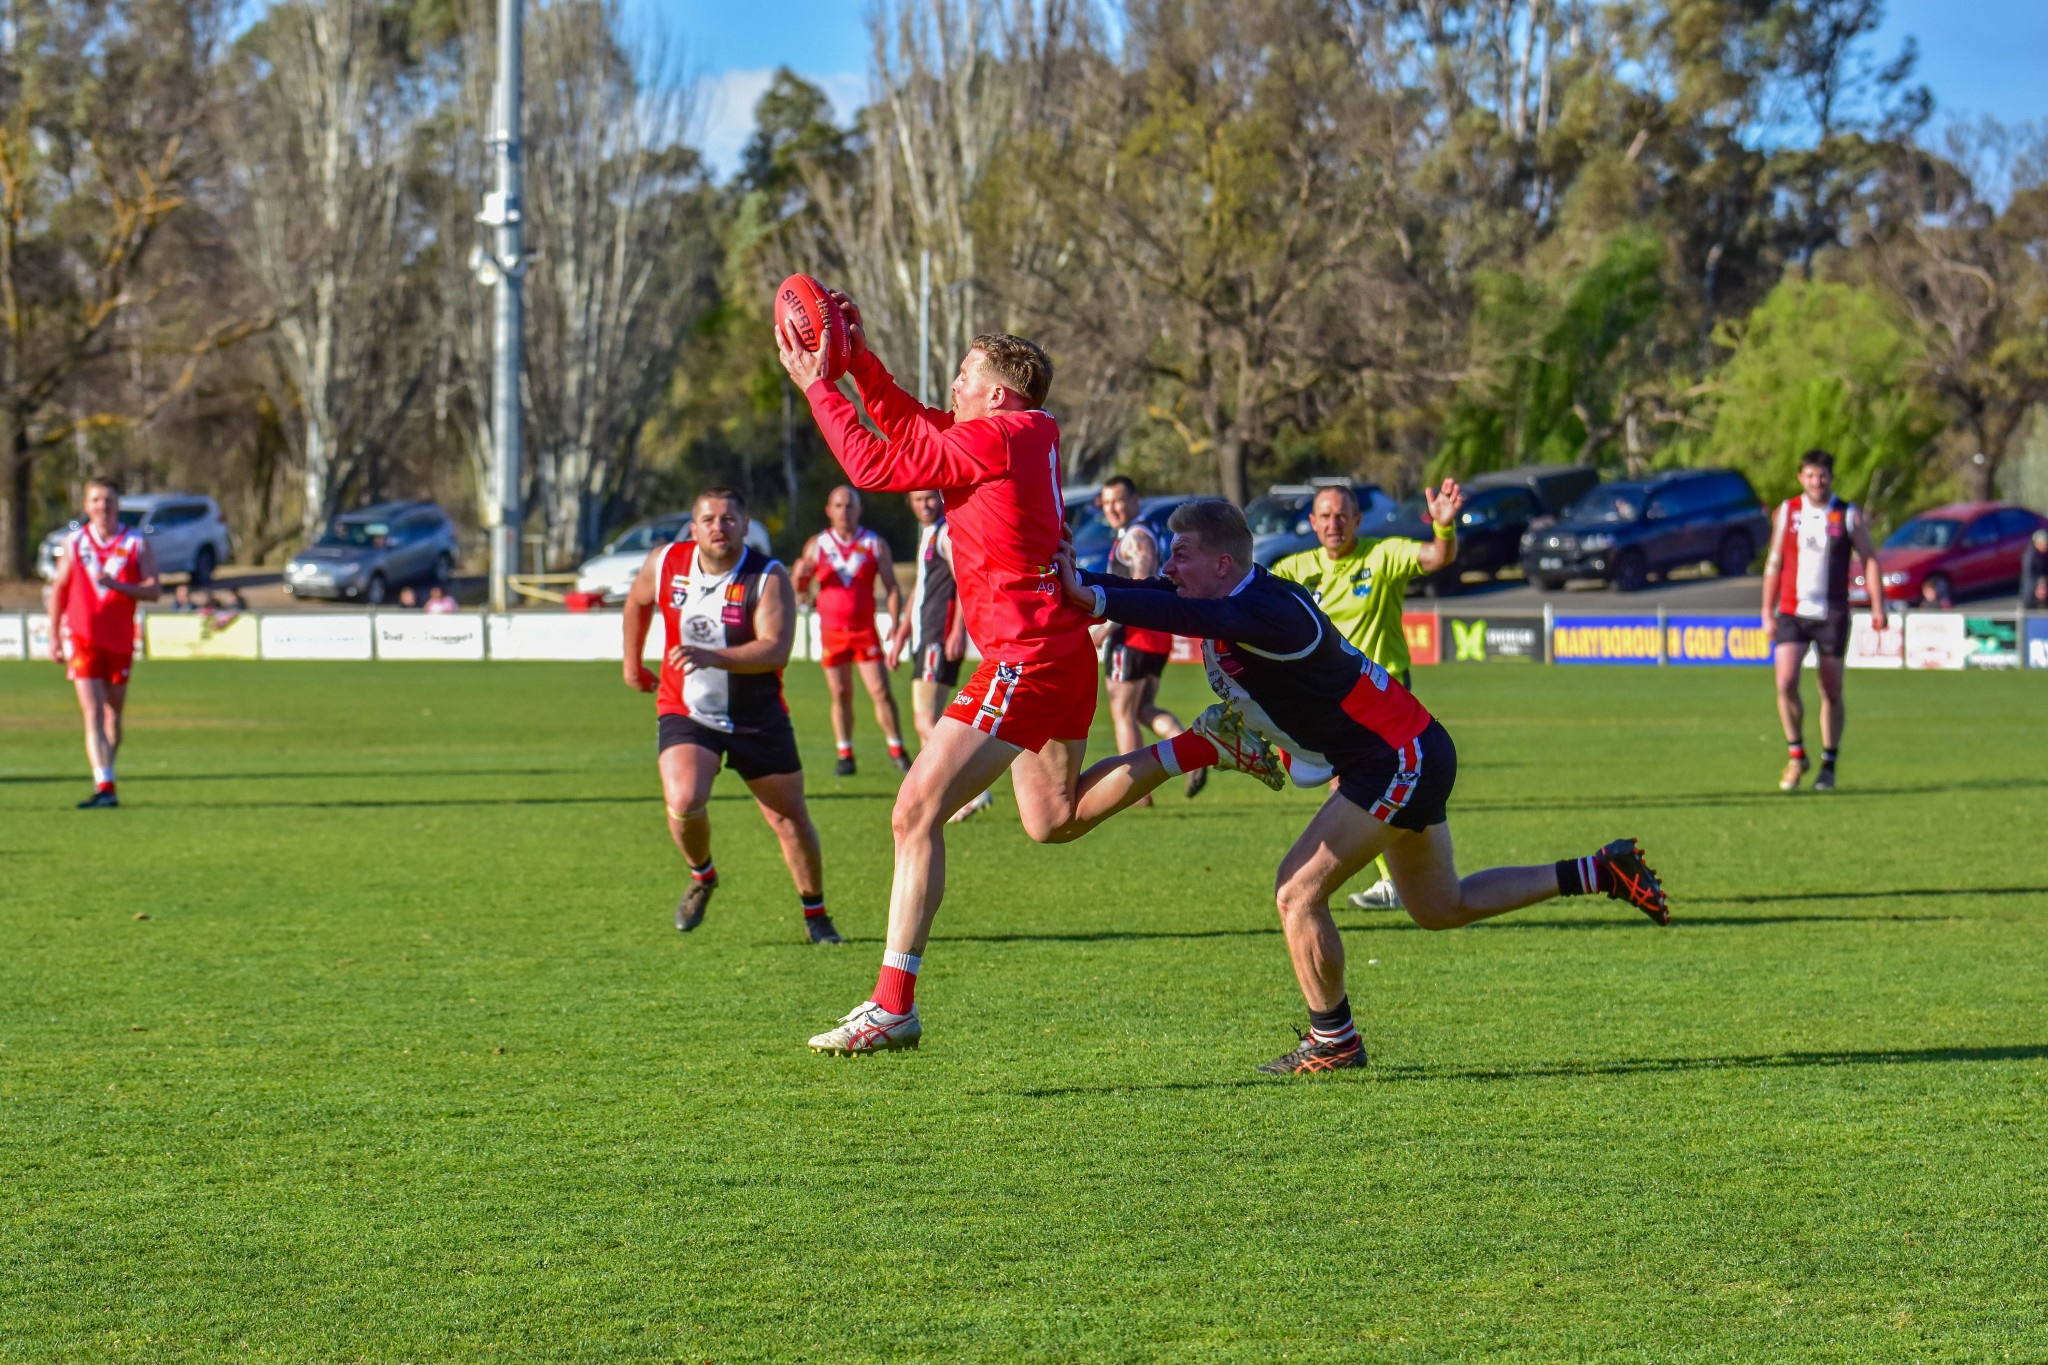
2,657 -> 2045,1361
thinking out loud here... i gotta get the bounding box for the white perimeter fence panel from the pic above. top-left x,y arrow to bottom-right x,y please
28,613 -> 51,660
1904,614 -> 1968,670
374,613 -> 486,661
1845,617 -> 1903,669
0,613 -> 23,659
488,613 -> 632,662
261,614 -> 374,660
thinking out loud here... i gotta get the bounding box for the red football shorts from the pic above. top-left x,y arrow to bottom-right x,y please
66,643 -> 132,686
945,647 -> 1098,752
819,625 -> 884,667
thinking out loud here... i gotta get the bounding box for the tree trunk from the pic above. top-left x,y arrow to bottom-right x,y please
2,420 -> 30,581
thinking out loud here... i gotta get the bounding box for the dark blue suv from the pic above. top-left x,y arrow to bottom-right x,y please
1520,469 -> 1769,592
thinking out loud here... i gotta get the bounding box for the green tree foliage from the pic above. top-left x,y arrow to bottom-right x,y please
1697,277 -> 1941,525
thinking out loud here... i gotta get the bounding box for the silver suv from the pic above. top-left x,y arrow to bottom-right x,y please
37,494 -> 234,583
284,501 -> 461,604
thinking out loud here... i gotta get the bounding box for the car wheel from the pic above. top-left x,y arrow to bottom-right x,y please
432,552 -> 455,587
1613,550 -> 1648,593
1714,531 -> 1752,578
366,572 -> 388,606
192,544 -> 216,586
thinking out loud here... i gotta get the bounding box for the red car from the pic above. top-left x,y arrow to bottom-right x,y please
1850,501 -> 2048,605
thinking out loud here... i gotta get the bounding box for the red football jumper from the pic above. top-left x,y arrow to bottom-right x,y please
60,525 -> 145,657
804,350 -> 1093,664
810,527 -> 887,633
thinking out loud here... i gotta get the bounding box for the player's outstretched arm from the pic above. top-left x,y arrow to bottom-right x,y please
778,317 -> 998,493
621,547 -> 662,692
826,289 -> 953,443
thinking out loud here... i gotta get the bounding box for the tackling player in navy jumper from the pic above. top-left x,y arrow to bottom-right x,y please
1050,500 -> 1669,1074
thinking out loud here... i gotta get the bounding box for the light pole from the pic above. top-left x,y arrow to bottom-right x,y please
476,0 -> 525,613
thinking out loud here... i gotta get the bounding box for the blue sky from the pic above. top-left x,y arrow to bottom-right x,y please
656,0 -> 2048,181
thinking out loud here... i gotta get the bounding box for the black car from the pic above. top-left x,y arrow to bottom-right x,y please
1377,466 -> 1600,594
1520,468 -> 1769,592
283,501 -> 463,604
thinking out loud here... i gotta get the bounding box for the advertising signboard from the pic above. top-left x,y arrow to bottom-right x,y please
1962,617 -> 2017,669
488,613 -> 622,662
2029,617 -> 2048,670
1663,616 -> 1772,666
1551,615 -> 1660,665
375,613 -> 486,660
1402,612 -> 1440,666
1904,613 -> 1967,670
1844,616 -> 1903,669
28,613 -> 51,660
145,612 -> 260,660
0,613 -> 23,660
1444,616 -> 1541,663
260,614 -> 374,661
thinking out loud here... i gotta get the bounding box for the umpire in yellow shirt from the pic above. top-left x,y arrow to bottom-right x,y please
1270,477 -> 1465,909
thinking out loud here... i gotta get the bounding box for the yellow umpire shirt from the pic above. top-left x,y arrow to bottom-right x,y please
1269,537 -> 1424,675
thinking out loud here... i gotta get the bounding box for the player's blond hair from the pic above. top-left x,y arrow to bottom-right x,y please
970,334 -> 1052,408
1168,499 -> 1254,566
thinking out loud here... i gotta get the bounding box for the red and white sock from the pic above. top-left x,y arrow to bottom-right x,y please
688,858 -> 716,884
886,737 -> 906,759
872,950 -> 920,1015
837,740 -> 854,759
1152,731 -> 1218,776
800,893 -> 827,921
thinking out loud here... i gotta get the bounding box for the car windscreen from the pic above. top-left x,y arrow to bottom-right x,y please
1569,489 -> 1642,524
1244,496 -> 1306,535
320,520 -> 392,547
1393,495 -> 1427,522
117,510 -> 144,529
608,521 -> 683,555
1883,517 -> 1959,550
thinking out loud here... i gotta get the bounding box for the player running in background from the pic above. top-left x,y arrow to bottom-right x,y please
1761,449 -> 1886,793
46,477 -> 158,808
793,486 -> 909,777
887,489 -> 993,824
780,295 -> 1233,1056
1270,480 -> 1462,911
623,487 -> 841,944
1095,477 -> 1202,805
1053,500 -> 1667,1073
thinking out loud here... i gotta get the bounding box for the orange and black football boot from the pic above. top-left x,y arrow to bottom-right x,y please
1596,837 -> 1669,925
1257,1028 -> 1368,1075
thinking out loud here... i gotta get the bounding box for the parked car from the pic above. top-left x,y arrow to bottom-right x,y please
1248,481 -> 1398,567
36,493 -> 233,584
576,514 -> 773,603
1521,468 -> 1769,592
1851,502 -> 2048,606
284,501 -> 461,604
1069,493 -> 1201,574
1377,466 -> 1601,592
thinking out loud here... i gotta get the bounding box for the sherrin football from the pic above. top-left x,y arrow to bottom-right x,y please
774,274 -> 850,383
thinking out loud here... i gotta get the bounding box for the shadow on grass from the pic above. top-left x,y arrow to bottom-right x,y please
0,766 -> 608,784
933,912 -> 1959,944
1692,887 -> 2048,905
3,791 -> 893,810
1010,1044 -> 2048,1097
1458,775 -> 2048,815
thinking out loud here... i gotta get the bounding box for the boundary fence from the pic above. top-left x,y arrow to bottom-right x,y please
0,606 -> 2041,670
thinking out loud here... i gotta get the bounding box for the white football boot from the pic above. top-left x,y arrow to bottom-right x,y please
947,788 -> 995,824
1190,703 -> 1287,791
1347,878 -> 1404,911
809,1001 -> 922,1055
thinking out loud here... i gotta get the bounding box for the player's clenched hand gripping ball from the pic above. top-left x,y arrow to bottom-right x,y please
773,274 -> 851,383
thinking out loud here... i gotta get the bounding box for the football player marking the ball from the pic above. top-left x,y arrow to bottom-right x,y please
793,485 -> 910,777
775,292 -> 1275,1055
46,477 -> 159,808
1051,500 -> 1671,1074
622,487 -> 841,944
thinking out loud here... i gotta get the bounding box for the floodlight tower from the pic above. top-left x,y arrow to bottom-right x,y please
476,0 -> 525,613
